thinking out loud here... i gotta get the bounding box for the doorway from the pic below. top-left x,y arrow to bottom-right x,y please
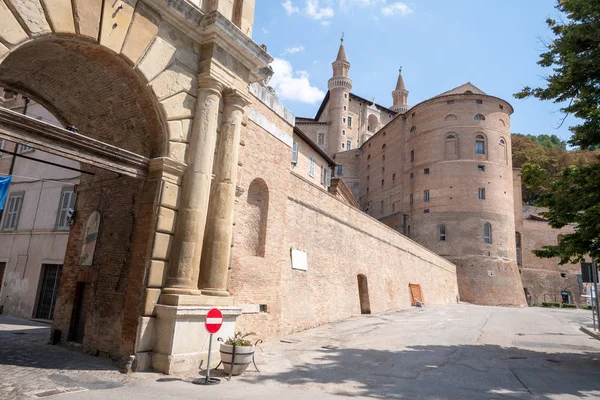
34,264 -> 62,320
357,274 -> 371,314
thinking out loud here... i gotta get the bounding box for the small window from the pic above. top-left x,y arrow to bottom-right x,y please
341,143 -> 345,149
2,192 -> 24,231
348,116 -> 352,128
366,187 -> 369,194
474,114 -> 486,121
366,175 -> 370,182
392,173 -> 396,181
309,157 -> 315,177
347,140 -> 352,150
410,126 -> 417,132
476,99 -> 483,104
484,223 -> 492,244
342,117 -> 346,124
412,112 -> 416,118
446,100 -> 455,105
410,172 -> 414,180
499,138 -> 506,145
499,104 -> 504,110
367,165 -> 370,170
424,168 -> 430,175
446,134 -> 456,140
343,105 -> 347,111
337,165 -> 343,176
424,190 -> 430,202
478,188 -> 486,200
344,93 -> 348,99
19,145 -> 34,153
381,179 -> 384,187
439,225 -> 446,241
382,154 -> 385,161
367,154 -> 371,160
410,150 -> 414,163
409,194 -> 413,205
424,209 -> 430,214
478,165 -> 485,172
291,142 -> 299,165
317,133 -> 325,145
381,167 -> 385,174
560,273 -> 567,278
342,129 -> 346,136
56,188 -> 76,230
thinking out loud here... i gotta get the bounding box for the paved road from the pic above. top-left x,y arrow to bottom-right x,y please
2,305 -> 600,399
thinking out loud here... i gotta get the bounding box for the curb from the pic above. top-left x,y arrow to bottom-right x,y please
580,326 -> 600,341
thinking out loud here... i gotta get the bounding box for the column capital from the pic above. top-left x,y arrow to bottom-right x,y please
222,88 -> 250,110
148,157 -> 186,185
197,76 -> 225,95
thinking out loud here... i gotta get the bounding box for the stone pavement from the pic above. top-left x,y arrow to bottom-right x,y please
3,305 -> 600,399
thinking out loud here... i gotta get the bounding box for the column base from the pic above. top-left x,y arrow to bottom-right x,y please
152,304 -> 242,375
200,288 -> 230,297
159,293 -> 235,306
161,287 -> 203,296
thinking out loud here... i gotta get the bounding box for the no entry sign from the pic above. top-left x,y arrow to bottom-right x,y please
205,308 -> 223,334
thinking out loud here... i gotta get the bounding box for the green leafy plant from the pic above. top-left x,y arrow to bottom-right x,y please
225,331 -> 256,347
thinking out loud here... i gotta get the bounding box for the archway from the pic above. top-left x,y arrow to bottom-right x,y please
0,35 -> 170,360
368,114 -> 379,133
357,274 -> 371,314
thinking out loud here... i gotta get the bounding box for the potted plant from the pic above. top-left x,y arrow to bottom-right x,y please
219,331 -> 257,376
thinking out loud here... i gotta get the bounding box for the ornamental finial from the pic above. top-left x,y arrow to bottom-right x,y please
399,65 -> 403,74
341,32 -> 344,44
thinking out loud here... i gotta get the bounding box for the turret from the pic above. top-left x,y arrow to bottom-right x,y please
391,67 -> 409,113
327,35 -> 353,155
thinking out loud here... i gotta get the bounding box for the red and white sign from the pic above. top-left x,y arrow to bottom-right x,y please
205,308 -> 223,334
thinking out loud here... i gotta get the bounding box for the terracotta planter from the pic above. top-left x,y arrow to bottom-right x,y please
219,343 -> 255,375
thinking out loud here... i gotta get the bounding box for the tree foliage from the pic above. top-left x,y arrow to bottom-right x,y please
515,0 -> 600,263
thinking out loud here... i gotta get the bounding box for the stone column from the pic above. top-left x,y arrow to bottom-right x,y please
199,90 -> 247,297
163,78 -> 223,294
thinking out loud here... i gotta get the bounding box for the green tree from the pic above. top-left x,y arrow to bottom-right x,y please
515,0 -> 600,263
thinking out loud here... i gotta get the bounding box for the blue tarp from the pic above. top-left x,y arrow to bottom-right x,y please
0,176 -> 12,211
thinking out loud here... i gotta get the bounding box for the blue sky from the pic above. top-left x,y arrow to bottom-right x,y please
253,0 -> 579,141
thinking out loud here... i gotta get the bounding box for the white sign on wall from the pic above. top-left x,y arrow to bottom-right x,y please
291,248 -> 308,271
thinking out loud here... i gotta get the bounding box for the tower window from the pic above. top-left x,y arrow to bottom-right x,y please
341,143 -> 345,149
478,165 -> 485,172
439,225 -> 446,241
424,209 -> 430,214
424,168 -> 430,175
424,190 -> 430,202
409,194 -> 413,205
475,135 -> 485,154
381,167 -> 385,174
342,129 -> 346,136
381,179 -> 384,187
499,104 -> 504,110
476,99 -> 483,104
342,117 -> 346,123
392,173 -> 396,181
484,223 -> 492,244
348,116 -> 352,128
344,93 -> 348,99
410,126 -> 417,132
474,114 -> 486,121
446,100 -> 455,105
478,188 -> 486,200
410,150 -> 414,163
343,105 -> 347,111
410,172 -> 414,180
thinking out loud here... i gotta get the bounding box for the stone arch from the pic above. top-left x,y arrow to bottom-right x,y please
445,132 -> 458,160
368,114 -> 379,132
498,137 -> 508,165
245,178 -> 269,257
0,4 -> 198,360
444,114 -> 457,121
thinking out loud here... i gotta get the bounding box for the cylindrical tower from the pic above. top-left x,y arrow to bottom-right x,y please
327,39 -> 352,155
391,67 -> 409,113
403,91 -> 525,306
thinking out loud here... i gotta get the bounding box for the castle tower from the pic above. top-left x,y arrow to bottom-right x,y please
327,36 -> 353,155
391,67 -> 409,113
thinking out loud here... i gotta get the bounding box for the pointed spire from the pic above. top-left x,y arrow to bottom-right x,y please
336,32 -> 347,62
395,66 -> 406,91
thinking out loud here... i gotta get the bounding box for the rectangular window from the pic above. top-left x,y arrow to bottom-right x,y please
410,150 -> 414,163
392,173 -> 396,181
476,99 -> 483,104
347,140 -> 351,150
343,105 -> 347,111
424,190 -> 430,202
447,100 -> 455,105
317,133 -> 325,145
478,188 -> 486,200
424,209 -> 430,214
341,143 -> 345,149
381,179 -> 384,187
2,192 -> 24,231
321,165 -> 326,185
309,156 -> 315,177
342,129 -> 346,136
348,116 -> 352,128
484,224 -> 492,244
424,168 -> 430,175
475,141 -> 485,154
291,141 -> 299,165
337,165 -> 343,176
381,167 -> 385,174
342,117 -> 346,124
325,167 -> 332,187
56,187 -> 76,230
409,194 -> 413,205
344,93 -> 348,99
19,145 -> 34,153
478,165 -> 485,172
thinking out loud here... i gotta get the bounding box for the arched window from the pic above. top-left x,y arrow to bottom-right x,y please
484,223 -> 492,244
410,126 -> 417,132
464,90 -> 474,94
444,114 -> 457,121
474,114 -> 486,121
475,134 -> 485,155
499,137 -> 508,164
439,225 -> 446,241
445,133 -> 458,160
368,114 -> 379,132
516,232 -> 522,266
382,144 -> 386,150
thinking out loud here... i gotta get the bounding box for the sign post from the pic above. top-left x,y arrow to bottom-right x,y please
194,308 -> 223,385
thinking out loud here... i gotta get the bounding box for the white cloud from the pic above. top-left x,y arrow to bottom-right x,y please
284,45 -> 305,54
269,58 -> 325,104
320,20 -> 331,26
381,2 -> 413,17
305,0 -> 334,20
262,26 -> 270,34
282,0 -> 300,15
